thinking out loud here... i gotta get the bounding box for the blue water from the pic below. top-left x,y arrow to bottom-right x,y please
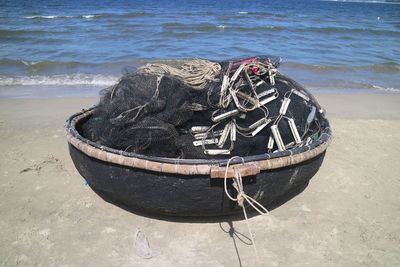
0,0 -> 399,97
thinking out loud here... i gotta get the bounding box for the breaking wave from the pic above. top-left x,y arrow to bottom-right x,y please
283,61 -> 400,73
0,74 -> 119,86
22,12 -> 149,20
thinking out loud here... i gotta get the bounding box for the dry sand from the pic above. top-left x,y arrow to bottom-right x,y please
0,93 -> 399,266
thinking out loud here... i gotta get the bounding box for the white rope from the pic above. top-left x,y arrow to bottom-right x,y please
224,156 -> 269,266
137,59 -> 221,90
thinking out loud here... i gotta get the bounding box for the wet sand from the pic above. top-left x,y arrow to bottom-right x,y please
0,93 -> 399,266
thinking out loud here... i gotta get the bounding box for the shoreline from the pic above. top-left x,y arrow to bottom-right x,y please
1,82 -> 399,99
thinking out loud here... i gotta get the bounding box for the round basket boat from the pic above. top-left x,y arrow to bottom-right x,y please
66,106 -> 332,217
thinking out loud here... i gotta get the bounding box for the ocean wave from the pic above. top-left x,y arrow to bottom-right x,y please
0,59 -> 99,74
23,15 -> 73,19
371,84 -> 400,92
22,14 -> 104,20
283,61 -> 400,73
2,59 -> 399,76
0,74 -> 119,86
162,22 -> 283,32
304,79 -> 400,92
2,74 -> 398,95
234,11 -> 288,17
296,26 -> 400,36
320,0 -> 400,4
22,12 -> 148,20
368,62 -> 400,72
283,62 -> 351,72
82,15 -> 95,19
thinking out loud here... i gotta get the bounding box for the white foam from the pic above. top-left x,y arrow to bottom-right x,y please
82,15 -> 95,19
23,14 -> 99,19
21,60 -> 41,66
238,11 -> 249,14
0,74 -> 119,86
24,15 -> 73,19
372,85 -> 400,93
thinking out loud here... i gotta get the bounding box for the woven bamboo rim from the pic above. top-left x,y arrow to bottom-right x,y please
66,109 -> 332,178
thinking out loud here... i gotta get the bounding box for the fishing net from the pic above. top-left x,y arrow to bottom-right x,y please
81,56 -> 324,159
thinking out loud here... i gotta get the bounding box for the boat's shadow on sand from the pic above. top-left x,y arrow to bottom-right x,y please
93,181 -> 309,223
94,182 -> 309,266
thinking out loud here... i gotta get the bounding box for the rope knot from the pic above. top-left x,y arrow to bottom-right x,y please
236,191 -> 245,207
224,158 -> 269,215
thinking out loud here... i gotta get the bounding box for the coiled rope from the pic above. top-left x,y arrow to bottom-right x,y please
224,156 -> 269,266
137,59 -> 221,90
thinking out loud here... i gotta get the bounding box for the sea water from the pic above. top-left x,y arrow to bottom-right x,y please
0,0 -> 399,97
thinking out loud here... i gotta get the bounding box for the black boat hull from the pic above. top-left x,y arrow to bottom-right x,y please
69,144 -> 325,216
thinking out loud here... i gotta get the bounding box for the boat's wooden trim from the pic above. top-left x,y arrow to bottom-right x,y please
66,123 -> 331,178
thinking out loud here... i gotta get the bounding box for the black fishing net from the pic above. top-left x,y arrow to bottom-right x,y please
81,56 -> 323,159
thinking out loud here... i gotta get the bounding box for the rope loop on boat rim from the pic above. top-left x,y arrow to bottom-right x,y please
224,156 -> 269,214
224,156 -> 269,266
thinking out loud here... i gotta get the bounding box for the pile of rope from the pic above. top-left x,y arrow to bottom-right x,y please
137,59 -> 221,90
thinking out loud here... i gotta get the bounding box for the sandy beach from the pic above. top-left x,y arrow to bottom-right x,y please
0,93 -> 399,266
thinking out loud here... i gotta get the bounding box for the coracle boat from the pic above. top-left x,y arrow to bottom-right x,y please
66,57 -> 332,217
